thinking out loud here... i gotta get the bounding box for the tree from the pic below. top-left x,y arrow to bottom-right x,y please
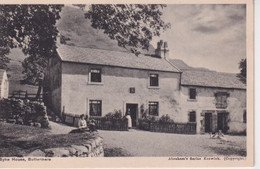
0,4 -> 169,86
0,5 -> 63,84
238,59 -> 246,84
85,4 -> 170,55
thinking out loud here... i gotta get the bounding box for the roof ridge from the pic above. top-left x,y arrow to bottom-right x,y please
58,44 -> 136,55
57,45 -> 181,72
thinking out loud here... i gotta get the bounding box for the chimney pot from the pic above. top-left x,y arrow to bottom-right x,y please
155,40 -> 170,60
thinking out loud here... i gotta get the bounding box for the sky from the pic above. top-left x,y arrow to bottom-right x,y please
151,4 -> 246,73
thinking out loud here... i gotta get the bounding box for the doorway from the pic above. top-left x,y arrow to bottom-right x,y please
126,104 -> 138,127
204,113 -> 212,133
217,112 -> 229,133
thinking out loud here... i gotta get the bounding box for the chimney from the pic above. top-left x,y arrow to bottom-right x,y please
155,40 -> 169,60
163,42 -> 169,60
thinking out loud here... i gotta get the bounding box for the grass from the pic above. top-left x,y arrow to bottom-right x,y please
0,122 -> 97,157
210,146 -> 246,156
104,147 -> 131,157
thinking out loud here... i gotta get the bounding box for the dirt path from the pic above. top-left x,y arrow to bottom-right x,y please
99,129 -> 246,157
46,122 -> 246,157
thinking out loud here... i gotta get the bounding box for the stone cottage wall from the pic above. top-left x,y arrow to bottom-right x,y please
48,57 -> 62,116
180,86 -> 246,134
61,62 -> 181,122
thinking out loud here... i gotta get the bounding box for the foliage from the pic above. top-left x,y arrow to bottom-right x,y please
158,114 -> 174,124
238,59 -> 246,84
1,4 -> 168,84
239,59 -> 246,78
85,4 -> 170,55
104,109 -> 124,120
0,98 -> 49,128
0,55 -> 10,70
0,5 -> 63,84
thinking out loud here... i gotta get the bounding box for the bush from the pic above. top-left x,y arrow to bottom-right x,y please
90,110 -> 128,131
104,110 -> 123,120
0,98 -> 49,128
158,114 -> 174,124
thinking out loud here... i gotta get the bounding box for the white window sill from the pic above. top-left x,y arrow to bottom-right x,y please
187,99 -> 197,102
148,86 -> 160,89
88,82 -> 104,85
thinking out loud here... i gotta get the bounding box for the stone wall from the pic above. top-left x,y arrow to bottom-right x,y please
47,57 -> 62,116
180,86 -> 246,134
27,135 -> 104,157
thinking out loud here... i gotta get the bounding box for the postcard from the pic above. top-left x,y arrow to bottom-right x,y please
0,0 -> 254,168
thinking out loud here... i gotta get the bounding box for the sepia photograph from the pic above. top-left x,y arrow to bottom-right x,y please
0,1 -> 254,168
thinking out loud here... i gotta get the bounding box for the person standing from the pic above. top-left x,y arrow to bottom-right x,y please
126,109 -> 132,129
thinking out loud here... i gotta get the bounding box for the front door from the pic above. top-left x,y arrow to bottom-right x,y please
205,113 -> 212,133
126,104 -> 138,127
217,112 -> 229,133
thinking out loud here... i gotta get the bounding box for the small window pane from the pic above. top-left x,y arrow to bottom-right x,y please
150,74 -> 159,86
89,100 -> 102,116
189,111 -> 196,122
90,69 -> 101,82
189,88 -> 196,99
149,102 -> 159,116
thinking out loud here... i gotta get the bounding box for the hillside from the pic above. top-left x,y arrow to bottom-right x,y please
5,5 -> 217,96
57,6 -> 155,54
7,49 -> 38,94
170,59 -> 214,72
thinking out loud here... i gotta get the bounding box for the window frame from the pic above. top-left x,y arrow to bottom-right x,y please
89,100 -> 102,117
149,73 -> 159,88
215,92 -> 229,109
189,88 -> 197,100
89,68 -> 102,84
148,101 -> 159,116
189,111 -> 196,122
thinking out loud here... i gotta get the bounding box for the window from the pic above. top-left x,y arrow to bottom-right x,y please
243,110 -> 246,123
149,102 -> 159,116
149,73 -> 159,87
189,88 -> 197,100
89,100 -> 102,116
189,111 -> 196,122
129,87 -> 135,93
215,92 -> 229,109
90,69 -> 101,83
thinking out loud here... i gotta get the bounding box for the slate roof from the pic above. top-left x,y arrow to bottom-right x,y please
181,70 -> 246,89
57,45 -> 180,72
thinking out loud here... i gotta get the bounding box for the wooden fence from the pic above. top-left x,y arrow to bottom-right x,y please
62,114 -> 128,131
9,90 -> 43,102
138,120 -> 197,134
89,117 -> 128,131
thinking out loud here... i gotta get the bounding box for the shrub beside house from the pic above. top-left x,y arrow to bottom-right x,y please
0,98 -> 49,128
